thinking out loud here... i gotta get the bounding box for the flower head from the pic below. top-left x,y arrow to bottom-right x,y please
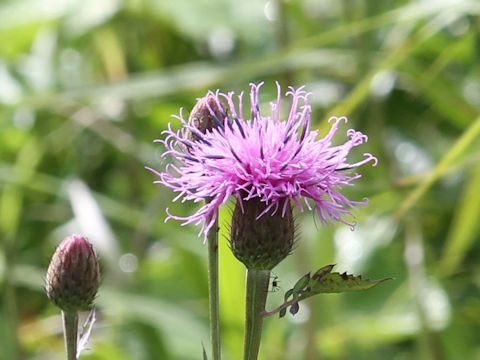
149,82 -> 377,241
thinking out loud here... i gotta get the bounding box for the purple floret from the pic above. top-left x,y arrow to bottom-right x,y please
148,82 -> 377,240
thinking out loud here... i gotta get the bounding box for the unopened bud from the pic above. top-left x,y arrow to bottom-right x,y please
186,95 -> 225,141
230,198 -> 294,270
46,234 -> 100,312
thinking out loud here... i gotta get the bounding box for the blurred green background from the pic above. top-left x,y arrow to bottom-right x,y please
1,0 -> 480,359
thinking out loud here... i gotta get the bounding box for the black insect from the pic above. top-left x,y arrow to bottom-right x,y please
270,274 -> 281,292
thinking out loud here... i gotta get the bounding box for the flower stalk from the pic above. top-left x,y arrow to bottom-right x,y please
244,269 -> 270,360
45,234 -> 100,359
62,311 -> 79,360
207,212 -> 221,360
185,96 -> 226,360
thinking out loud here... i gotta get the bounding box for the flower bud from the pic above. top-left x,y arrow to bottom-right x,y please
186,95 -> 225,141
46,234 -> 100,312
230,198 -> 294,270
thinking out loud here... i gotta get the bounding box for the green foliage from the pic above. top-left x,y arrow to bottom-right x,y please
276,265 -> 389,318
1,0 -> 480,359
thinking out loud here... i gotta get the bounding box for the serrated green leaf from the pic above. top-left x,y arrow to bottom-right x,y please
283,288 -> 294,302
292,272 -> 311,295
289,302 -> 300,315
311,264 -> 335,282
310,272 -> 390,294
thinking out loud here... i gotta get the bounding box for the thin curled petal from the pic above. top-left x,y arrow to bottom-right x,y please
149,83 -> 377,240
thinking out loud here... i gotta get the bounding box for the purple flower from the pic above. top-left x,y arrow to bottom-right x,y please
148,82 -> 377,240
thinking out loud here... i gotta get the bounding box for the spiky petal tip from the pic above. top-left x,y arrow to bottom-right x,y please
149,82 -> 378,241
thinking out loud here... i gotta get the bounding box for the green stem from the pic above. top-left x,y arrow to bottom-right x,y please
2,243 -> 20,359
3,273 -> 20,359
244,269 -> 270,360
207,215 -> 221,360
62,311 -> 78,360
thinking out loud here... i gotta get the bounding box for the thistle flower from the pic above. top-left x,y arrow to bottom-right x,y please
149,83 -> 377,248
46,234 -> 100,312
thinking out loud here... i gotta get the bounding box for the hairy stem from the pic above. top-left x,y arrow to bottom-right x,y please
207,214 -> 221,360
244,269 -> 270,360
62,311 -> 78,360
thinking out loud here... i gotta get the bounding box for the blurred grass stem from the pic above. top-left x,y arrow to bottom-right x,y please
395,116 -> 480,220
244,269 -> 270,360
62,311 -> 78,360
207,212 -> 221,360
405,220 -> 443,360
2,257 -> 20,359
